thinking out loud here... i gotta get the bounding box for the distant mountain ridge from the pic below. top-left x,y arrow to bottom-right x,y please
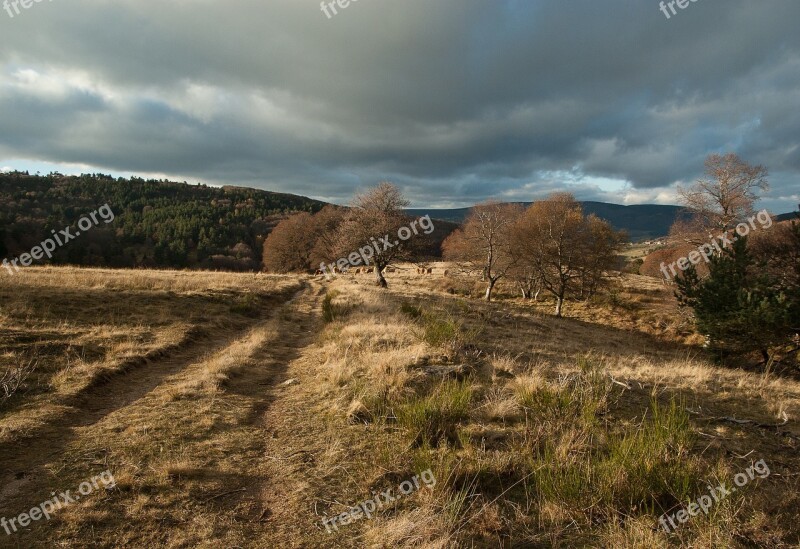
407,202 -> 687,241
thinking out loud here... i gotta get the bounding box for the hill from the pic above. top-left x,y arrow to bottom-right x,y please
408,202 -> 687,241
0,172 -> 326,271
409,203 -> 800,241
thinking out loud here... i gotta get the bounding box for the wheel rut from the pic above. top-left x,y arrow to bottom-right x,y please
0,287 -> 304,506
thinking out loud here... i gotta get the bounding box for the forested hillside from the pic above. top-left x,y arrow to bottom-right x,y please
0,172 -> 326,270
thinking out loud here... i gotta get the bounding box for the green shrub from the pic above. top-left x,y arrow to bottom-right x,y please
600,288 -> 638,311
421,314 -> 460,348
517,357 -> 612,430
595,398 -> 696,509
397,380 -> 473,447
517,382 -> 573,418
415,310 -> 480,354
359,386 -> 393,423
676,235 -> 799,364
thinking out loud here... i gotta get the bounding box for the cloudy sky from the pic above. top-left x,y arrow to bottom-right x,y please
0,0 -> 798,211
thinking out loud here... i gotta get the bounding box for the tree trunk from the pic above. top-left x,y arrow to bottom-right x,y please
533,289 -> 540,302
375,266 -> 388,288
554,295 -> 564,317
485,278 -> 496,301
519,282 -> 530,299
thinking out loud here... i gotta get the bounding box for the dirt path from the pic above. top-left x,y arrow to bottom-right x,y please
234,282 -> 393,548
163,279 -> 344,547
0,284 -> 313,531
0,280 -> 347,547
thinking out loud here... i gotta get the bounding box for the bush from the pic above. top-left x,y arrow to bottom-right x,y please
622,258 -> 643,275
517,357 -> 612,430
595,398 -> 696,509
0,358 -> 38,409
601,288 -> 638,311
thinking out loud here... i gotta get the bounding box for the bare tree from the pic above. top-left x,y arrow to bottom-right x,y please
577,214 -> 627,299
509,262 -> 544,300
442,202 -> 522,301
514,194 -> 585,317
676,153 -> 769,241
335,182 -> 411,288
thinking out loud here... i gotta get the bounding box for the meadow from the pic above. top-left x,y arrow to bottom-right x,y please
0,265 -> 797,547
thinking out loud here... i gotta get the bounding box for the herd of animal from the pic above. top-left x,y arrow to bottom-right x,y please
313,266 -> 448,276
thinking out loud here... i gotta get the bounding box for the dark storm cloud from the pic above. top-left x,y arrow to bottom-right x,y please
0,0 -> 797,209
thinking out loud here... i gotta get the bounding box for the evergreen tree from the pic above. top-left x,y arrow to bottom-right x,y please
676,236 -> 797,365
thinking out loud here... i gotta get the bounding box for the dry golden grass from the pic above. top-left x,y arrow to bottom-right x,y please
0,264 -> 797,548
0,266 -> 304,547
0,267 -> 299,444
303,263 -> 799,547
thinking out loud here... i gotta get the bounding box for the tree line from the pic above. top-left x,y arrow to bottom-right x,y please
263,161 -> 798,369
442,193 -> 627,315
263,184 -> 627,317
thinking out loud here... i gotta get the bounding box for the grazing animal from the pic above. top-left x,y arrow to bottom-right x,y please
427,268 -> 433,274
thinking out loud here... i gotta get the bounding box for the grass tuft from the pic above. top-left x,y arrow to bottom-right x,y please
399,301 -> 423,319
322,291 -> 343,323
397,380 -> 473,447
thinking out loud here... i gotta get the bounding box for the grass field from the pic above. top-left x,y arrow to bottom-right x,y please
0,266 -> 797,547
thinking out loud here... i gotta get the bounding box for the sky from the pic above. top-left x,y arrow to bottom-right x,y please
0,0 -> 798,212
